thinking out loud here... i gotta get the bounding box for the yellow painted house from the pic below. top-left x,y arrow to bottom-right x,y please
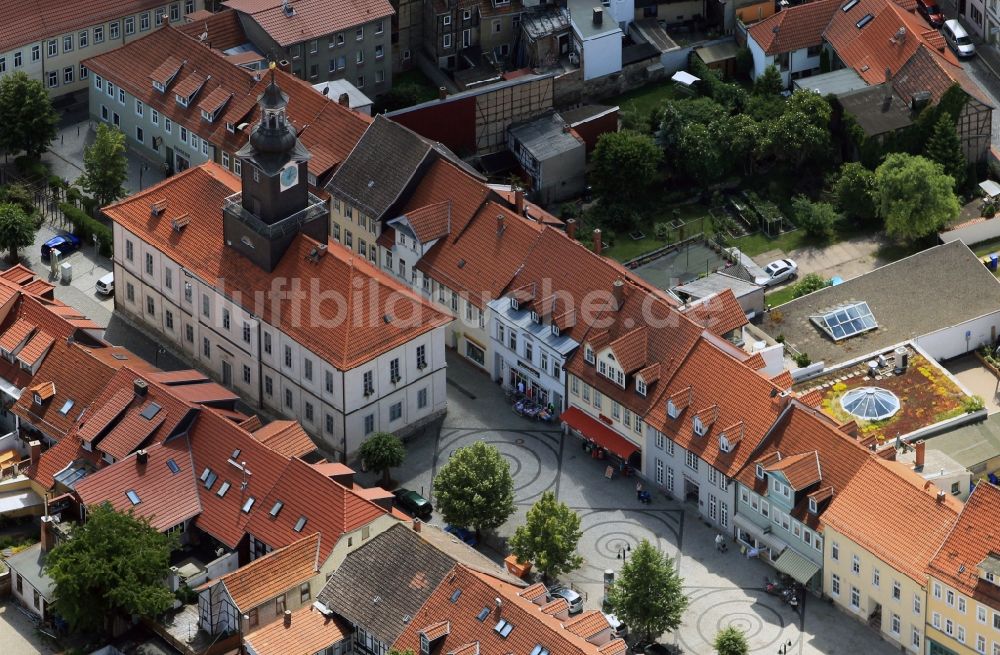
925,482 -> 1000,655
821,458 -> 961,654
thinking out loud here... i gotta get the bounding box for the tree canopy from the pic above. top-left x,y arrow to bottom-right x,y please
875,153 -> 959,242
714,626 -> 750,655
0,72 -> 59,159
45,503 -> 177,634
590,131 -> 662,204
791,195 -> 838,242
924,114 -> 967,191
359,431 -> 406,487
753,65 -> 784,97
0,202 -> 36,263
433,441 -> 515,536
835,162 -> 878,225
508,491 -> 583,582
767,91 -> 832,169
80,124 -> 129,207
606,539 -> 688,642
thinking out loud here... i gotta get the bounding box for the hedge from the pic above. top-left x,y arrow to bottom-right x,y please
58,202 -> 112,257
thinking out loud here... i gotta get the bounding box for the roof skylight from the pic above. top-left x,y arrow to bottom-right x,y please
242,497 -> 255,513
270,500 -> 284,517
140,402 -> 162,420
126,490 -> 141,505
217,481 -> 231,497
293,516 -> 307,532
810,302 -> 877,341
59,399 -> 74,415
166,459 -> 180,474
840,387 -> 901,421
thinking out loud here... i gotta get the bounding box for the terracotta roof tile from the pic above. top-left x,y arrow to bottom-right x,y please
84,27 -> 369,181
77,388 -> 133,444
74,438 -> 202,532
252,420 -> 316,458
767,450 -> 822,489
0,0 -> 173,53
394,565 -> 624,655
748,0 -> 840,55
598,641 -> 628,655
96,406 -> 168,462
215,532 -> 320,611
824,457 -> 960,583
422,620 -> 451,640
401,160 -> 492,241
404,201 -> 452,243
104,163 -> 451,369
609,327 -> 649,374
177,9 -> 249,52
927,481 -> 1000,597
245,604 -> 349,655
15,331 -> 53,368
0,318 -> 35,353
223,0 -> 394,47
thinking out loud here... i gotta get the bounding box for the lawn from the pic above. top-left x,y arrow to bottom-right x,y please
601,202 -> 711,262
393,69 -> 440,105
973,236 -> 1000,258
764,284 -> 799,308
611,81 -> 684,121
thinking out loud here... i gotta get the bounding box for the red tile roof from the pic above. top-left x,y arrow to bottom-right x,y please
0,0 -> 173,53
563,610 -> 611,639
104,163 -> 451,370
748,0 -> 841,55
402,159 -> 492,241
83,26 -> 370,180
680,289 -> 749,337
822,457 -> 960,584
77,388 -> 133,444
417,201 -> 544,308
244,457 -> 386,561
734,403 -> 872,527
223,0 -> 395,47
214,532 -> 320,611
404,201 -> 452,244
245,604 -> 349,655
394,565 -> 625,655
177,9 -> 249,52
252,420 -> 316,458
74,438 -> 202,532
927,481 -> 1000,598
0,318 -> 35,353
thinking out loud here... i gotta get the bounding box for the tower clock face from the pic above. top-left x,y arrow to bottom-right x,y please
279,163 -> 299,190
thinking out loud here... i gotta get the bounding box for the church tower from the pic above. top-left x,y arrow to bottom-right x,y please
223,63 -> 327,271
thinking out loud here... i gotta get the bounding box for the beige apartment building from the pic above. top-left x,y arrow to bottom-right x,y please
0,0 -> 206,100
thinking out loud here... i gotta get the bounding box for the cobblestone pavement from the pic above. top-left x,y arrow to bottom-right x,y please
364,352 -> 902,655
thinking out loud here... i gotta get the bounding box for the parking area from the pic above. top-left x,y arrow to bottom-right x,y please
367,353 -> 901,655
756,234 -> 885,287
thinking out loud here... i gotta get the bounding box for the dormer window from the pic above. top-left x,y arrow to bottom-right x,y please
667,399 -> 678,419
756,464 -> 765,479
153,81 -> 165,92
693,416 -> 705,436
531,311 -> 539,324
201,109 -> 215,122
808,497 -> 818,514
719,434 -> 730,453
33,393 -> 42,406
176,93 -> 190,107
226,121 -> 235,133
511,298 -> 519,310
584,346 -> 595,364
420,633 -> 430,655
636,378 -> 647,396
551,325 -> 560,337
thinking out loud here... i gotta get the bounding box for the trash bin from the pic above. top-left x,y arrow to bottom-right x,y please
990,254 -> 998,272
60,262 -> 72,284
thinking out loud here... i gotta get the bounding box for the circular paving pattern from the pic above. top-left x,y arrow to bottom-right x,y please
436,428 -> 560,502
678,588 -> 800,655
574,509 -> 680,583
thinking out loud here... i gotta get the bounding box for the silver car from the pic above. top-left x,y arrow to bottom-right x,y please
943,19 -> 975,58
550,586 -> 583,614
755,259 -> 798,287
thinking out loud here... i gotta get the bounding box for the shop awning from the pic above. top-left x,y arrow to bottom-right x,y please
774,548 -> 821,585
733,513 -> 789,555
561,407 -> 640,461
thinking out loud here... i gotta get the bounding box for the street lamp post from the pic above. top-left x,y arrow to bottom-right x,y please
616,544 -> 631,561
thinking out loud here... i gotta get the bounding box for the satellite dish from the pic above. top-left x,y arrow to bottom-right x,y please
322,86 -> 329,96
199,31 -> 208,42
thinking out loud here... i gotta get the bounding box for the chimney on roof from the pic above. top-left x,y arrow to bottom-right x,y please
593,6 -> 603,25
562,123 -> 571,134
438,86 -> 448,100
915,440 -> 926,470
134,378 -> 149,397
497,213 -> 506,236
40,515 -> 54,553
283,609 -> 292,627
278,60 -> 291,73
936,490 -> 946,503
612,279 -> 625,311
566,218 -> 577,240
136,449 -> 149,466
514,188 -> 525,216
593,228 -> 603,256
412,518 -> 421,532
29,440 -> 41,468
316,243 -> 328,258
282,0 -> 294,17
338,92 -> 350,107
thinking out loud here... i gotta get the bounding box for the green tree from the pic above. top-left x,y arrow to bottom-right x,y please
753,65 -> 784,96
591,131 -> 662,203
0,72 -> 58,159
791,195 -> 838,241
875,153 -> 959,242
0,203 -> 37,263
835,162 -> 878,224
924,114 -> 967,191
433,441 -> 515,537
79,123 -> 128,207
606,539 -> 688,642
791,272 -> 830,298
677,123 -> 721,184
45,503 -> 177,634
508,491 -> 583,582
672,97 -> 728,126
768,91 -> 832,169
714,626 -> 750,655
359,431 -> 406,487
718,114 -> 765,176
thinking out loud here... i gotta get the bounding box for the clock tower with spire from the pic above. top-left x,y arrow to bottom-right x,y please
223,63 -> 327,271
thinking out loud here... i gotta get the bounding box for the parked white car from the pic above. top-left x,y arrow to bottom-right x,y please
755,259 -> 798,287
95,272 -> 114,296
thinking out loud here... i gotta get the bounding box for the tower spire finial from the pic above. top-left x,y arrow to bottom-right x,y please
269,59 -> 277,85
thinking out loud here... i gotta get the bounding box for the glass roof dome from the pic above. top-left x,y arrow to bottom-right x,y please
840,387 -> 900,421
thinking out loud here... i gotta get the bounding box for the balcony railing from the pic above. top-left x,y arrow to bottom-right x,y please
222,192 -> 328,240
